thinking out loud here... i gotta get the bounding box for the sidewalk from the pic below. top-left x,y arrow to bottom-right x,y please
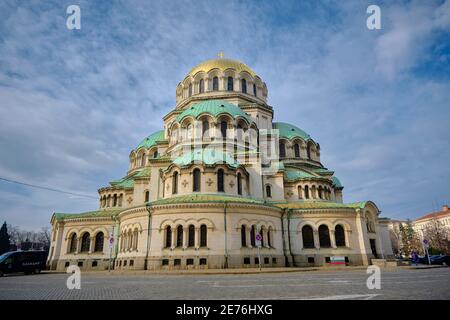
45,264 -> 447,276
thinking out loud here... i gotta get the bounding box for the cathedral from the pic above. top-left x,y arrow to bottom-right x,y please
48,57 -> 394,271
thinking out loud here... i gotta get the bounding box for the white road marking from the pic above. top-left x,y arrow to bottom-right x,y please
301,294 -> 381,300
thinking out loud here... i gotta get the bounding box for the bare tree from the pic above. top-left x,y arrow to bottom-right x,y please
423,218 -> 450,254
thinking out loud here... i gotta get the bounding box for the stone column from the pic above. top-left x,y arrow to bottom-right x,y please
345,230 -> 351,247
195,227 -> 200,249
246,227 -> 252,248
171,230 -> 176,249
330,230 -> 337,248
219,76 -> 225,91
263,229 -> 269,248
183,228 -> 188,249
89,236 -> 95,253
313,230 -> 320,249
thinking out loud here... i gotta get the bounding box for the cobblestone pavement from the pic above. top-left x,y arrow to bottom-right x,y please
0,267 -> 449,300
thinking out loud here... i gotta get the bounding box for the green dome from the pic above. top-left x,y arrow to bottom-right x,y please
173,149 -> 239,168
273,122 -> 311,141
136,130 -> 164,150
176,100 -> 252,124
332,176 -> 343,188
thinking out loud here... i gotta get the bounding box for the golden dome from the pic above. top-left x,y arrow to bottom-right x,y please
188,58 -> 257,78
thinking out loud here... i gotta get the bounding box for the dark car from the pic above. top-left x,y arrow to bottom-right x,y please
430,255 -> 450,266
0,251 -> 47,276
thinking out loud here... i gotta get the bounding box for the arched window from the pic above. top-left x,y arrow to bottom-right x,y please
227,76 -> 234,91
176,225 -> 183,247
199,79 -> 204,93
81,233 -> 90,252
188,83 -> 192,97
145,191 -> 150,202
302,225 -> 314,248
94,232 -> 104,252
217,169 -> 224,192
268,227 -> 272,247
237,172 -> 242,195
193,168 -> 201,192
186,123 -> 193,140
307,144 -> 312,159
319,225 -> 331,248
153,150 -> 158,158
172,172 -> 178,194
200,224 -> 207,247
165,226 -> 172,248
250,225 -> 256,247
241,225 -> 246,247
279,142 -> 286,158
266,185 -> 272,198
304,185 -> 309,199
213,76 -> 219,91
220,121 -> 227,139
253,83 -> 257,96
318,186 -> 323,199
141,153 -> 146,166
188,225 -> 195,247
202,120 -> 209,138
69,233 -> 77,253
133,229 -> 138,250
241,79 -> 247,93
294,143 -> 300,158
260,228 -> 265,247
335,225 -> 346,247
236,124 -> 243,142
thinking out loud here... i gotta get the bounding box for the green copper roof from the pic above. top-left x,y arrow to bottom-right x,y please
272,201 -> 367,210
136,130 -> 165,150
54,208 -> 122,221
313,168 -> 334,174
134,168 -> 151,178
284,168 -> 316,182
176,100 -> 252,124
109,168 -> 150,189
149,193 -> 270,206
273,122 -> 311,141
332,176 -> 343,188
173,149 -> 239,168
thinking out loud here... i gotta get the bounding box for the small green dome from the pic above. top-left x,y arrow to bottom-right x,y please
136,130 -> 164,150
273,122 -> 311,141
176,100 -> 252,124
332,176 -> 343,188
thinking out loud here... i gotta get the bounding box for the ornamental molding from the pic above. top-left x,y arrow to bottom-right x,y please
149,202 -> 281,213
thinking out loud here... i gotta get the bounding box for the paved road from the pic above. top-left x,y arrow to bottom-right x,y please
0,267 -> 449,300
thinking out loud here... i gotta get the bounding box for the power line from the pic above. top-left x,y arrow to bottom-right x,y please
0,176 -> 98,200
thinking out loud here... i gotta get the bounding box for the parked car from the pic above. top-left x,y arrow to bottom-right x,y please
0,251 -> 47,277
430,255 -> 450,266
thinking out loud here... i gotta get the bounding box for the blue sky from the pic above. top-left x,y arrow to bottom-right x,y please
0,0 -> 449,230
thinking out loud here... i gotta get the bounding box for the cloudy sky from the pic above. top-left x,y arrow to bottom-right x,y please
0,0 -> 449,230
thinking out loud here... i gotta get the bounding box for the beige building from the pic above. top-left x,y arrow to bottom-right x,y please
412,205 -> 450,240
47,57 -> 394,271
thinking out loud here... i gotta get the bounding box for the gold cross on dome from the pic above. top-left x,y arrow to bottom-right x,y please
217,51 -> 224,58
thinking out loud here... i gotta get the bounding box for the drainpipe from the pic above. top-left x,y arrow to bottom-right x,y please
280,209 -> 288,267
144,204 -> 153,270
287,208 -> 296,267
223,202 -> 228,269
